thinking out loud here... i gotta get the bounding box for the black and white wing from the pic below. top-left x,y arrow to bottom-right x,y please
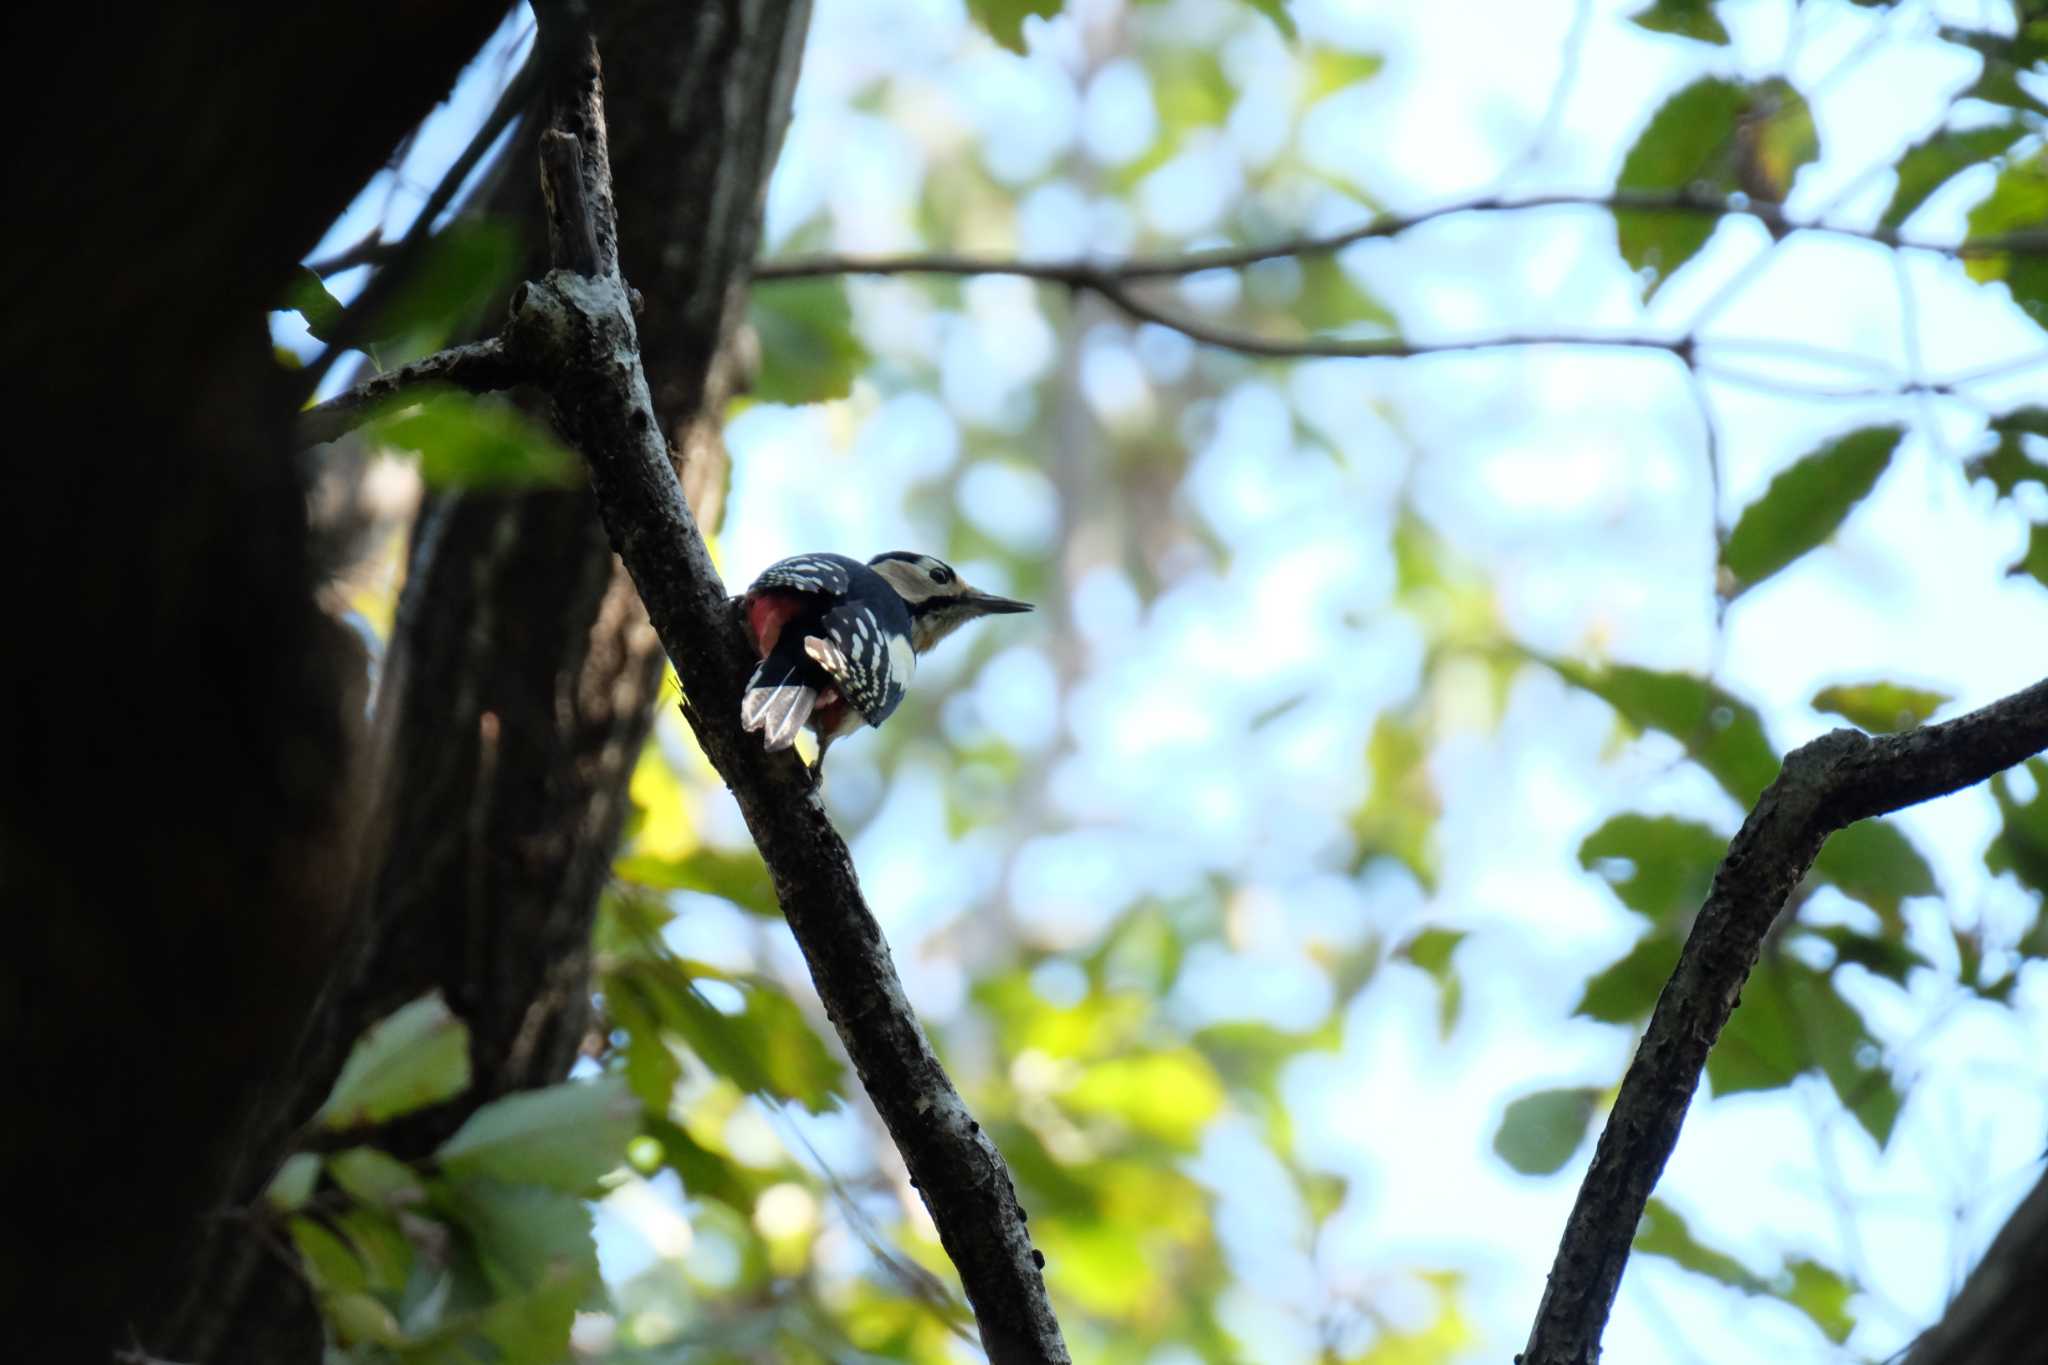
805,600 -> 915,727
749,553 -> 857,597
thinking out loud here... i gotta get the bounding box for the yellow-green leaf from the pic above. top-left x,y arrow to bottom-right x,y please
1721,426 -> 1903,596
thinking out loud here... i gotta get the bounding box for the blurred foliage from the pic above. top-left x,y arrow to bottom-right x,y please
277,0 -> 2048,1361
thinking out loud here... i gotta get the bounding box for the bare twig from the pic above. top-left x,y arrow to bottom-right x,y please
515,12 -> 1068,1362
1521,675 -> 2048,1365
752,188 -> 2048,287
297,338 -> 525,446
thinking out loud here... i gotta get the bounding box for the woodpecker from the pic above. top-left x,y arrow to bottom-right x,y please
738,551 -> 1032,772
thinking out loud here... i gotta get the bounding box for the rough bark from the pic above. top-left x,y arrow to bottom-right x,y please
0,7 -> 507,1359
154,2 -> 808,1360
1523,676 -> 2048,1365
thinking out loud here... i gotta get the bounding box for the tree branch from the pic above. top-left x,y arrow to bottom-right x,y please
1904,1166 -> 2048,1365
753,189 -> 2048,287
297,337 -> 525,446
1521,674 -> 2048,1365
516,15 -> 1069,1363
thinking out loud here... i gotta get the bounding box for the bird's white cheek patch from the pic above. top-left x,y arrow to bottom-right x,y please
888,633 -> 915,691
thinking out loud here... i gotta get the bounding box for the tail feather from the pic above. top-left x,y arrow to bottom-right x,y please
742,660 -> 817,751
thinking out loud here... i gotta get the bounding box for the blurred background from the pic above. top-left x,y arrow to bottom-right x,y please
280,0 -> 2048,1360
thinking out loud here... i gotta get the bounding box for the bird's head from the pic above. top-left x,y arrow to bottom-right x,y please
868,552 -> 1033,653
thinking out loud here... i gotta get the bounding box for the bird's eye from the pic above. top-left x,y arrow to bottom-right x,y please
929,564 -> 954,585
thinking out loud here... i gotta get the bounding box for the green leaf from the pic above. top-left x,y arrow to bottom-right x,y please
1968,407 -> 2048,497
1616,78 -> 1815,296
1721,426 -> 1904,595
1988,758 -> 2048,897
328,1146 -> 427,1209
367,389 -> 580,490
1396,927 -> 1465,1037
1965,147 -> 2048,325
281,266 -> 348,342
1236,0 -> 1298,41
1630,0 -> 1730,44
1579,814 -> 1726,923
1576,933 -> 1683,1022
613,959 -> 844,1112
317,992 -> 472,1130
1811,681 -> 1950,733
435,1076 -> 638,1192
2008,521 -> 2048,586
614,844 -> 778,916
1881,121 -> 2027,228
1636,1197 -> 1769,1293
1811,819 -> 1937,924
748,277 -> 870,405
1638,1199 -> 1861,1343
1493,1088 -> 1601,1175
963,0 -> 1061,52
439,1176 -> 600,1296
1351,713 -> 1439,887
1796,924 -> 1926,985
265,1151 -> 322,1212
1064,1048 -> 1227,1149
1786,1258 -> 1856,1344
398,1269 -> 588,1365
372,220 -> 522,358
1713,960 -> 1900,1145
1547,660 -> 1778,803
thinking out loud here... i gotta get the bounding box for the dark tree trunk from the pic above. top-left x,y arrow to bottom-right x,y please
0,8 -> 508,1359
116,4 -> 810,1361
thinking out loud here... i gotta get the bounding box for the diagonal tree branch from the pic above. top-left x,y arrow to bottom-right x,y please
513,14 -> 1068,1363
1521,674 -> 2048,1365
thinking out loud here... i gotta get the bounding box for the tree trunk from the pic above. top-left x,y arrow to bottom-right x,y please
142,4 -> 811,1361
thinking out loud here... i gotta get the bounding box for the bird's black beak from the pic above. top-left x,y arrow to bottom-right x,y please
963,588 -> 1033,616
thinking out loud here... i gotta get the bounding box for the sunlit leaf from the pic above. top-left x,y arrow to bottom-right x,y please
1064,1048 -> 1226,1149
614,958 -> 843,1112
1881,120 -> 2027,227
615,845 -> 778,917
435,1076 -> 638,1192
1630,0 -> 1729,43
317,992 -> 472,1130
963,0 -> 1061,52
749,277 -> 869,404
1811,681 -> 1950,733
1547,659 -> 1778,803
1786,1258 -> 1856,1344
1576,933 -> 1682,1022
1616,78 -> 1815,296
1721,426 -> 1904,596
1579,814 -> 1725,923
368,389 -> 580,489
1352,714 -> 1438,887
291,1216 -> 367,1296
1036,1216 -> 1164,1320
1965,146 -> 2048,325
1492,1087 -> 1601,1175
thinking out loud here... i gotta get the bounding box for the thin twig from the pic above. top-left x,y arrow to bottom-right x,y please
1521,674 -> 2048,1365
751,189 -> 2048,287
